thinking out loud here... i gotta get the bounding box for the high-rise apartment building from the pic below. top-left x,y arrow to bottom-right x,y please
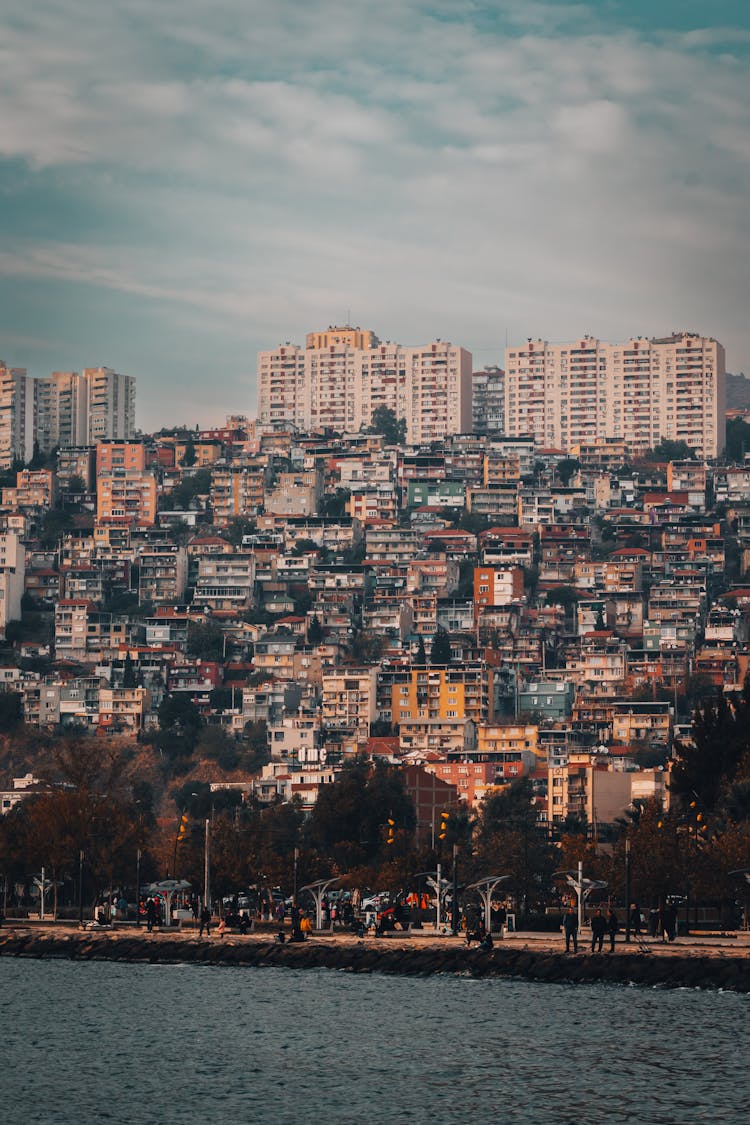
257,327 -> 472,443
84,367 -> 136,443
504,333 -> 725,459
0,363 -> 28,468
33,371 -> 88,453
472,366 -> 505,434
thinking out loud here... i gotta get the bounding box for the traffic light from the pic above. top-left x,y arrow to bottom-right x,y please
386,818 -> 395,846
439,811 -> 449,840
177,813 -> 189,843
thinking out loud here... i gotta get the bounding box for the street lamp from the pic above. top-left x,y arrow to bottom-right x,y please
625,838 -> 631,942
135,848 -> 142,927
78,850 -> 85,927
554,862 -> 607,932
451,844 -> 459,936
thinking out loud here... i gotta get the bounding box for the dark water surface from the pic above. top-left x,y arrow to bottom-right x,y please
2,958 -> 748,1124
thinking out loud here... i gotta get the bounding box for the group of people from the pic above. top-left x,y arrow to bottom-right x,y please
563,906 -> 620,953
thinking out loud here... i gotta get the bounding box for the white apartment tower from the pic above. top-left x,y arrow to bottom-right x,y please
33,371 -> 88,453
84,367 -> 136,443
0,362 -> 28,468
504,333 -> 725,459
257,327 -> 472,442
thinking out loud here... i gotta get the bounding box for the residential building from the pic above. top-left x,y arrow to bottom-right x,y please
0,531 -> 26,637
0,362 -> 27,467
84,367 -> 136,442
258,329 -> 473,443
504,333 -> 725,458
472,366 -> 505,433
33,371 -> 88,452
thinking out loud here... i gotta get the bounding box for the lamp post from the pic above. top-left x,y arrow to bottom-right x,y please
625,838 -> 631,943
78,850 -> 84,927
135,848 -> 142,927
451,844 -> 459,936
203,818 -> 211,913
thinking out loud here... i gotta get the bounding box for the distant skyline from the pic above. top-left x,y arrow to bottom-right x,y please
1,1 -> 748,431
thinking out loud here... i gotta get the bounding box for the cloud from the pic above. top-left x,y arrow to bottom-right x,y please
0,0 -> 749,426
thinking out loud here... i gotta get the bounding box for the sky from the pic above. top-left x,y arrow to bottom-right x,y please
1,1 -> 749,431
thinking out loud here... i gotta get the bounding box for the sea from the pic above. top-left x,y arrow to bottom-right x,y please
1,958 -> 748,1124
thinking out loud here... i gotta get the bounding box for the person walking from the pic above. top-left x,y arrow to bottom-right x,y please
590,908 -> 606,953
607,908 -> 619,952
199,905 -> 211,937
630,903 -> 642,936
145,897 -> 156,933
563,906 -> 579,953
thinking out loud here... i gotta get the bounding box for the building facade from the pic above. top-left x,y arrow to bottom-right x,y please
0,363 -> 27,467
504,333 -> 725,459
84,367 -> 136,442
258,328 -> 473,443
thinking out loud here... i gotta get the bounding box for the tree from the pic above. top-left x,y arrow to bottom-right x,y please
430,627 -> 452,664
308,614 -> 324,645
546,586 -> 580,614
182,436 -> 197,466
672,685 -> 750,814
348,629 -> 386,665
309,757 -> 415,870
644,438 -> 696,462
367,407 -> 406,445
415,635 -> 426,664
475,780 -> 557,918
187,620 -> 225,661
556,458 -> 580,486
725,417 -> 750,464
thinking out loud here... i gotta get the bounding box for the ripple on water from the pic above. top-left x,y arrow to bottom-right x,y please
1,960 -> 748,1125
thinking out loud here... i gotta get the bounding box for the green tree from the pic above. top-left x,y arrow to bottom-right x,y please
546,585 -> 580,614
309,757 -> 415,869
672,685 -> 750,814
644,438 -> 696,462
182,436 -> 197,466
725,417 -> 750,463
188,620 -> 225,661
430,627 -> 452,664
308,614 -> 324,645
367,407 -> 407,445
556,458 -> 580,486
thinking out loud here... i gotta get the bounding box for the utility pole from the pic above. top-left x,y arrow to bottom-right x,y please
452,845 -> 459,936
625,838 -> 631,942
203,818 -> 211,912
135,849 -> 142,927
78,851 -> 84,927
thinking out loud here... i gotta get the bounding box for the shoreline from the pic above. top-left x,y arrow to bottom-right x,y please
2,925 -> 749,992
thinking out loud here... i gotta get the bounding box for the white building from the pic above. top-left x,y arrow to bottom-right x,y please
84,367 -> 136,442
33,371 -> 89,452
258,327 -> 472,443
0,363 -> 28,467
504,333 -> 725,459
0,531 -> 26,637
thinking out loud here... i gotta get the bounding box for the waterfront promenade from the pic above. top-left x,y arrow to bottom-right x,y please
2,921 -> 749,991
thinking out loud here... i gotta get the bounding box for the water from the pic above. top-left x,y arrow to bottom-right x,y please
2,958 -> 748,1125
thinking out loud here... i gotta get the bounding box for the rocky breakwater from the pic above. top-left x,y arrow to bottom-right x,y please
1,929 -> 748,992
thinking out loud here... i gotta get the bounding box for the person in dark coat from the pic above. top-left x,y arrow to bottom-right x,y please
199,905 -> 211,937
630,903 -> 642,936
563,906 -> 579,953
590,908 -> 606,953
145,897 -> 156,933
606,908 -> 619,952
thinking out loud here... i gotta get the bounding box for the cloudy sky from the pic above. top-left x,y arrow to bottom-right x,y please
1,1 -> 748,430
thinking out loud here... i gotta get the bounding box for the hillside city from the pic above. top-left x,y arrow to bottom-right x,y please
1,326 -> 750,927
